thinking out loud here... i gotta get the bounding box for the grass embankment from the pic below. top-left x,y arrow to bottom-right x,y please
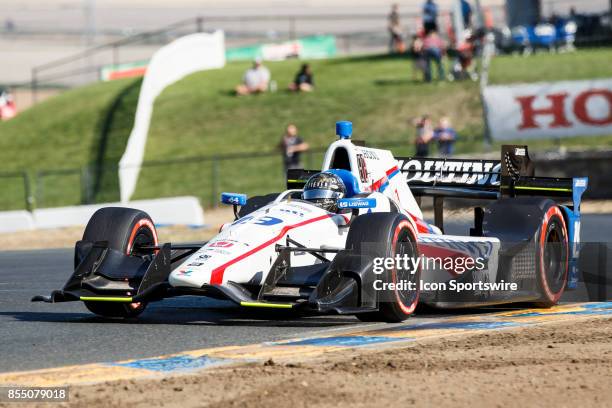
0,48 -> 611,210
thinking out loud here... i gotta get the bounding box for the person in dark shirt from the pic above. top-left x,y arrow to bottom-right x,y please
414,115 -> 434,157
461,0 -> 472,28
434,117 -> 457,157
288,63 -> 314,92
422,0 -> 438,34
279,124 -> 310,172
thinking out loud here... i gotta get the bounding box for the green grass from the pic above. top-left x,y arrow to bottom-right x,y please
1,48 -> 611,210
0,77 -> 141,209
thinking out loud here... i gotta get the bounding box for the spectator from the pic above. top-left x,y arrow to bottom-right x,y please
461,0 -> 472,29
409,35 -> 426,81
235,58 -> 271,96
388,4 -> 405,53
279,124 -> 309,172
434,117 -> 457,156
0,87 -> 17,120
288,63 -> 314,92
414,115 -> 434,157
422,31 -> 445,82
422,0 -> 438,34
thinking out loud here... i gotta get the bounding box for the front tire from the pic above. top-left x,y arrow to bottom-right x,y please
346,213 -> 420,322
80,207 -> 158,318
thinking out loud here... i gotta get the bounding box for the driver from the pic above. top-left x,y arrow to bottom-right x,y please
302,172 -> 346,212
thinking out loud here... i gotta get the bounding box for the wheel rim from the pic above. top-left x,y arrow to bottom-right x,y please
543,220 -> 566,294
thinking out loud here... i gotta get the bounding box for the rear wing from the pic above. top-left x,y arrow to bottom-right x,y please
397,145 -> 587,209
397,145 -> 587,233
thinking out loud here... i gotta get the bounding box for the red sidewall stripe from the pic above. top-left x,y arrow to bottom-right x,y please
126,219 -> 158,255
391,220 -> 420,316
538,206 -> 569,304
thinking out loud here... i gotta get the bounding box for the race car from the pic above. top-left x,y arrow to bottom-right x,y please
33,121 -> 588,322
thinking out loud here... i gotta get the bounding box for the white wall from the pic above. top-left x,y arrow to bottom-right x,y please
118,31 -> 226,203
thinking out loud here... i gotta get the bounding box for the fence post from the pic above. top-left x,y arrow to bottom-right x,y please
23,172 -> 35,212
35,171 -> 44,210
80,166 -> 92,204
31,68 -> 38,105
211,158 -> 219,208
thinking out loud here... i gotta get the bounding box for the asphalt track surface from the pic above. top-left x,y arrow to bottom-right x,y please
1,214 -> 611,373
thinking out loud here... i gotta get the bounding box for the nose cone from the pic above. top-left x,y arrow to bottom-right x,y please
169,266 -> 211,288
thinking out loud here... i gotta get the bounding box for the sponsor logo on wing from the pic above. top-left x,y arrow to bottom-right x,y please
419,236 -> 494,259
398,159 -> 501,186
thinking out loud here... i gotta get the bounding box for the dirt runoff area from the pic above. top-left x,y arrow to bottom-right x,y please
20,316 -> 609,408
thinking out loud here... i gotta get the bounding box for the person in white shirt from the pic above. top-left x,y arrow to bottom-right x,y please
235,58 -> 271,95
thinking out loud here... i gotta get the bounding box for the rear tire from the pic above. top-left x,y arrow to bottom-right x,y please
346,213 -> 420,322
80,207 -> 158,318
534,205 -> 568,307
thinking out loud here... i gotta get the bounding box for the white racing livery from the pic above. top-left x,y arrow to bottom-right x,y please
35,121 -> 588,322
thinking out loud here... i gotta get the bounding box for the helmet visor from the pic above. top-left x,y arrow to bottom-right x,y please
303,189 -> 343,200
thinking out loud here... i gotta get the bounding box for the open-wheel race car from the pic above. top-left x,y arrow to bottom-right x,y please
33,121 -> 588,322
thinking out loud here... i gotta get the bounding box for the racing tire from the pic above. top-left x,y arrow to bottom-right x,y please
534,205 -> 569,307
346,212 -> 420,322
80,207 -> 158,318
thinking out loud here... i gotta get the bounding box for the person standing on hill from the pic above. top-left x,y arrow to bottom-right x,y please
422,30 -> 446,82
434,117 -> 458,157
388,4 -> 405,53
413,115 -> 434,157
422,0 -> 439,34
461,0 -> 473,28
279,124 -> 310,173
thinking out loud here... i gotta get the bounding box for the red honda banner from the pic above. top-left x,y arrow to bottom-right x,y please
483,79 -> 612,140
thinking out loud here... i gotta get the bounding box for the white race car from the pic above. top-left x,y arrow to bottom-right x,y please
34,121 -> 588,322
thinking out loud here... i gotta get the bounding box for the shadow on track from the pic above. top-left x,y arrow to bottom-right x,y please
4,301 -> 521,328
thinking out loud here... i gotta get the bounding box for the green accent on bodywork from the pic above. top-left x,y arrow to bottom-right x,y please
80,296 -> 134,302
240,301 -> 293,309
514,186 -> 572,192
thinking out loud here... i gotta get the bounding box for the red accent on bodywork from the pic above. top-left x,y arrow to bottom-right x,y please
408,213 -> 431,234
209,214 -> 338,285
